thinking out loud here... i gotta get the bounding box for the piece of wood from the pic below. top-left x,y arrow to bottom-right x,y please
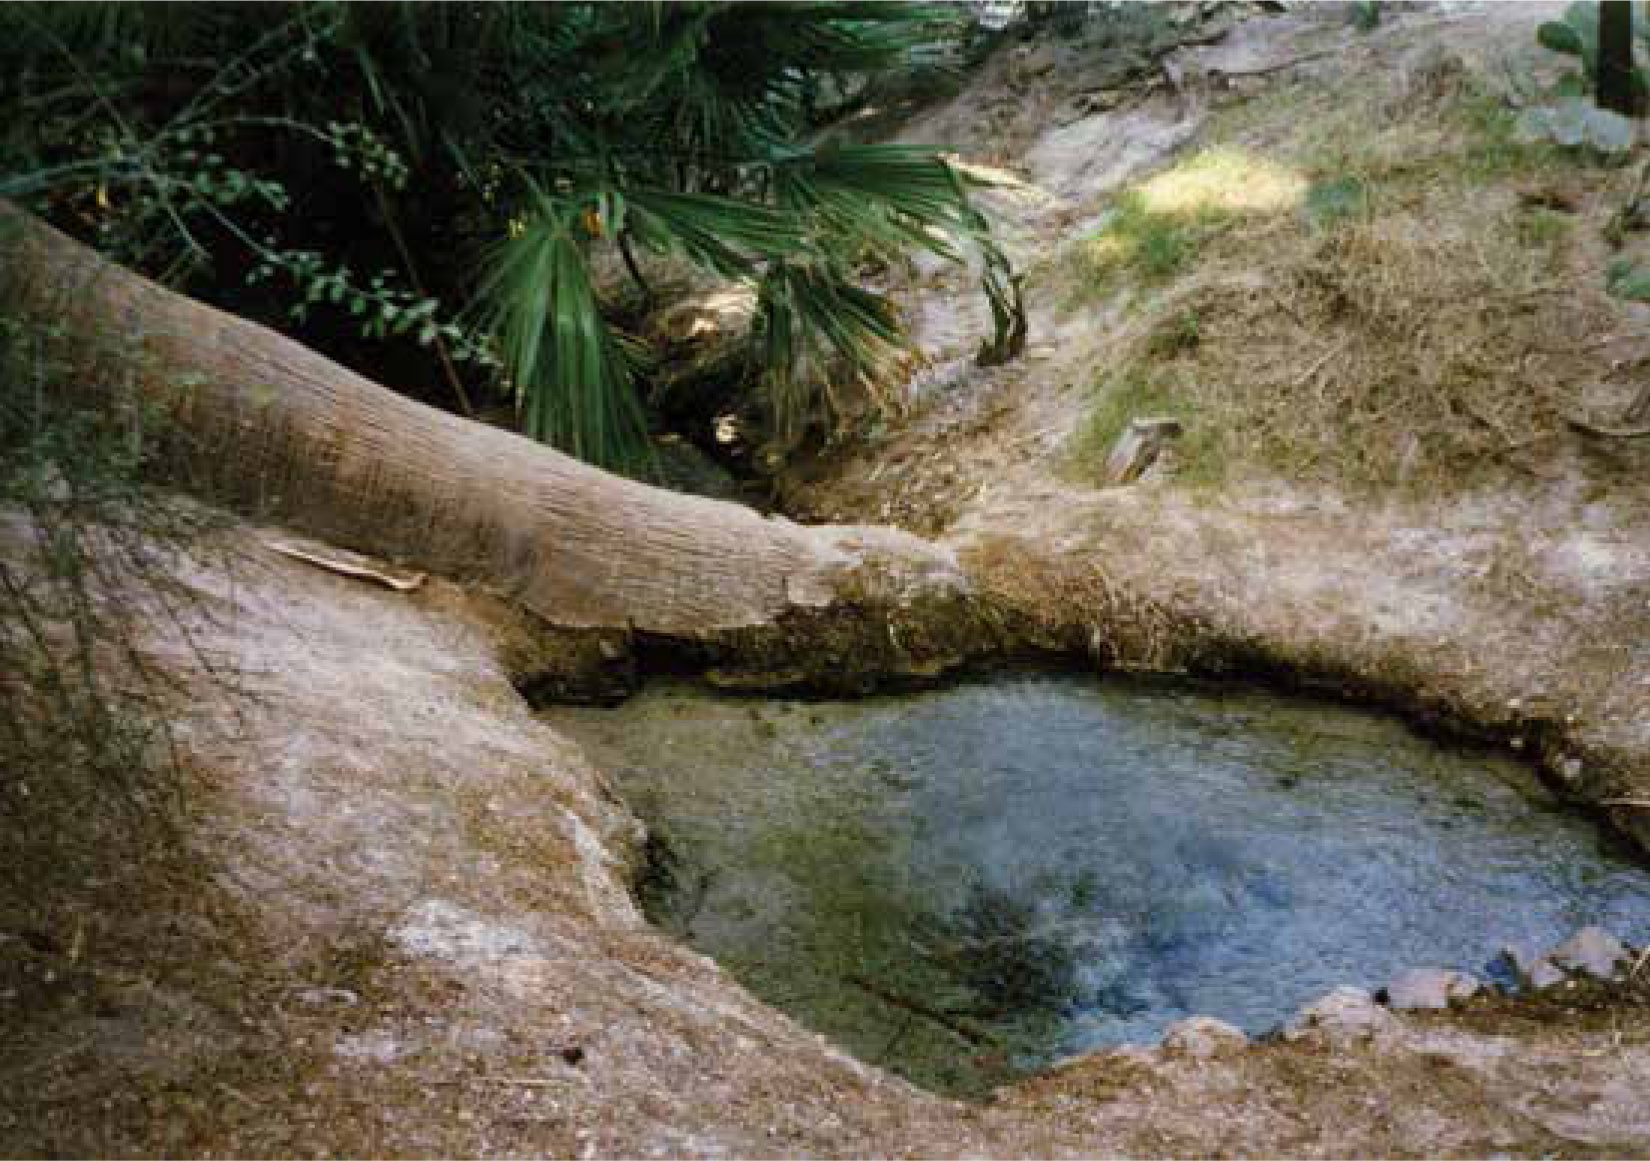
1626,379 -> 1650,425
0,202 -> 967,647
1567,415 -> 1650,440
1103,416 -> 1184,486
264,537 -> 427,592
845,973 -> 995,1048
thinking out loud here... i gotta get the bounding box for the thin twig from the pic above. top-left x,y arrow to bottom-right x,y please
1567,417 -> 1650,440
1291,342 -> 1341,388
1209,47 -> 1338,79
845,973 -> 996,1048
374,183 -> 476,419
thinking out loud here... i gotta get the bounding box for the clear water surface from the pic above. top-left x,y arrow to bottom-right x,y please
548,675 -> 1650,1095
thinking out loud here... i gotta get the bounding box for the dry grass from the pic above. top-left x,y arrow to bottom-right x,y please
1067,65 -> 1638,493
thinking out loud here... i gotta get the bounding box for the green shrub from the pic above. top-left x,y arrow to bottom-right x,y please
0,309 -> 214,866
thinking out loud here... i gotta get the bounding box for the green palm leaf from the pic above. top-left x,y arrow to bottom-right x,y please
622,188 -> 803,278
473,189 -> 651,471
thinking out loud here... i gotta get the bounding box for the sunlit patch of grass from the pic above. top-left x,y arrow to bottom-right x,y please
1061,148 -> 1308,306
1059,52 -> 1625,494
1135,146 -> 1308,217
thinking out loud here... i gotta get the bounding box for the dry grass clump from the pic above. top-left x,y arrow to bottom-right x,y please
1165,205 -> 1599,489
1070,69 -> 1630,492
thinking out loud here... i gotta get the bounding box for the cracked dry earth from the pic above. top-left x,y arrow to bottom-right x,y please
7,3 -> 1650,1158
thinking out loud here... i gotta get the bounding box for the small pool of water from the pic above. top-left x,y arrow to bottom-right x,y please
548,675 -> 1650,1095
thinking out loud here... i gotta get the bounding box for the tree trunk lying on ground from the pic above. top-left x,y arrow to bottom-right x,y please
1,203 -> 1022,688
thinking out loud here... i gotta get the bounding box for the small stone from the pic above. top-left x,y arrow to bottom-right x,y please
297,986 -> 360,1007
1281,986 -> 1398,1048
1381,968 -> 1481,1011
1494,943 -> 1565,991
1009,42 -> 1058,84
1161,1016 -> 1247,1060
1548,926 -> 1631,980
1529,960 -> 1566,989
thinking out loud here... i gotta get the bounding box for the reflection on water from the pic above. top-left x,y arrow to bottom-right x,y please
548,675 -> 1650,1096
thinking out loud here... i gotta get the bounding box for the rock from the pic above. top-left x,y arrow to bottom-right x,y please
1103,416 -> 1184,485
1494,943 -> 1566,991
1161,1016 -> 1247,1060
1381,968 -> 1480,1011
1548,926 -> 1631,980
296,986 -> 360,1007
1281,987 -> 1398,1048
1008,42 -> 1059,87
1529,960 -> 1567,990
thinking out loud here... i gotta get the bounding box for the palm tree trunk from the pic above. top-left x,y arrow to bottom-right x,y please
0,203 -> 975,660
1597,1 -> 1645,118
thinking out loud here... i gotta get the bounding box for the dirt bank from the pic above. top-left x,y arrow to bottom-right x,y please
6,516 -> 1650,1159
789,1 -> 1650,853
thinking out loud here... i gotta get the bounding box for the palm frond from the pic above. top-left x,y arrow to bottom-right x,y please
754,259 -> 905,444
771,141 -> 977,260
622,187 -> 802,278
770,140 -> 1028,367
472,189 -> 651,471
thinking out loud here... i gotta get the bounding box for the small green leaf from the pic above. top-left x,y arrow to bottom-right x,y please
1609,270 -> 1650,299
1553,72 -> 1587,99
1537,20 -> 1584,56
1607,258 -> 1650,300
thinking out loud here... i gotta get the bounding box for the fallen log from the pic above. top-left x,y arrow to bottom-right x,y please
0,203 -> 993,687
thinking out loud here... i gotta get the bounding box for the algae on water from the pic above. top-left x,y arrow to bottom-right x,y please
549,675 -> 1650,1097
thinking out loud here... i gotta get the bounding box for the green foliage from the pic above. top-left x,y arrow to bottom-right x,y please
1538,12 -> 1593,62
1606,254 -> 1650,299
1304,175 -> 1369,228
1516,206 -> 1573,248
1350,2 -> 1382,33
0,2 -> 1021,472
1065,192 -> 1225,300
1533,0 -> 1650,73
1521,1 -> 1645,154
474,193 -> 650,465
1145,309 -> 1202,359
0,312 -> 207,839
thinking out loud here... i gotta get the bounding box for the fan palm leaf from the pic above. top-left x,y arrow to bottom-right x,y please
473,188 -> 650,469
